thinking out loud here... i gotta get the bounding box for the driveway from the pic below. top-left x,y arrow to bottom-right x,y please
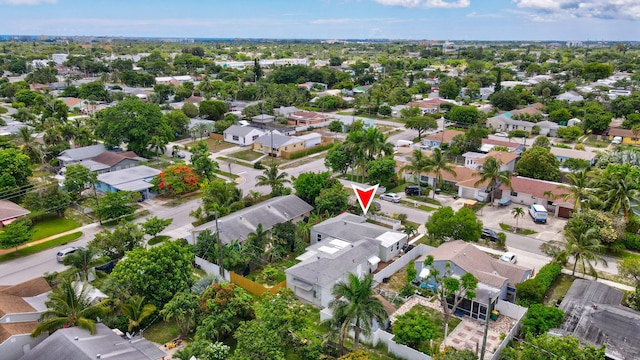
476,202 -> 566,243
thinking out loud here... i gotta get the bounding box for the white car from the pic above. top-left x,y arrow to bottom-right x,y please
499,252 -> 517,264
380,193 -> 401,203
495,132 -> 509,137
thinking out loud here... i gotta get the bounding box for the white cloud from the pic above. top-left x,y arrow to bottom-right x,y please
0,0 -> 57,4
513,0 -> 640,20
311,17 -> 404,24
375,0 -> 470,9
466,11 -> 503,18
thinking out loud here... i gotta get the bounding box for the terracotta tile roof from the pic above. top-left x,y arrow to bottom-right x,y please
0,200 -> 31,222
0,277 -> 51,297
424,130 -> 465,143
481,139 -> 520,149
423,240 -> 530,288
0,295 -> 36,317
90,151 -> 141,167
0,322 -> 39,344
62,97 -> 83,107
501,176 -> 574,204
510,107 -> 543,116
475,151 -> 519,165
608,127 -> 635,137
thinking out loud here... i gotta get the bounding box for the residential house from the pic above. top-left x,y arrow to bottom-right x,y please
287,111 -> 330,126
334,115 -> 375,132
0,120 -> 31,136
252,133 -> 305,157
310,213 -> 408,262
421,130 -> 465,149
554,279 -> 640,360
406,98 -> 450,115
251,114 -> 275,126
223,125 -> 265,146
274,106 -> 299,118
391,105 -> 408,118
286,239 -> 380,307
95,165 -> 160,200
187,119 -> 215,137
414,241 -> 532,319
57,144 -> 106,166
462,151 -> 518,172
190,195 -> 313,246
500,176 -> 574,218
550,147 -> 597,166
0,278 -> 51,360
296,133 -> 322,148
486,115 -> 535,133
535,120 -> 559,137
60,97 -> 84,111
0,200 -> 30,227
18,323 -> 167,360
557,91 -> 584,102
78,151 -> 143,174
608,127 -> 638,145
509,105 -> 543,117
480,138 -> 524,154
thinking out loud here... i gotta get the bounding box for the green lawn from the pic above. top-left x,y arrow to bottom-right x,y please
31,216 -> 80,241
186,138 -> 236,152
0,232 -> 83,262
228,149 -> 264,162
148,235 -> 171,246
544,273 -> 575,306
144,319 -> 182,344
499,223 -> 536,235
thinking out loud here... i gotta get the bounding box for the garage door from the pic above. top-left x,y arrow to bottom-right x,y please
460,187 -> 476,199
557,206 -> 573,219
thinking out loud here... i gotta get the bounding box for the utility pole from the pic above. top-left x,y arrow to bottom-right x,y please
214,211 -> 223,278
480,294 -> 494,360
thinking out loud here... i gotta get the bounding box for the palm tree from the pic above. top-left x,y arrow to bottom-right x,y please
400,149 -> 429,196
511,207 -> 525,233
196,123 -> 209,140
17,126 -> 42,164
32,279 -> 110,337
119,295 -> 157,333
62,248 -> 103,282
244,223 -> 270,263
148,135 -> 166,157
596,172 -> 640,221
557,227 -> 608,278
255,163 -> 290,197
424,148 -> 457,200
329,273 -> 387,351
473,156 -> 512,206
557,169 -> 592,212
633,125 -> 640,146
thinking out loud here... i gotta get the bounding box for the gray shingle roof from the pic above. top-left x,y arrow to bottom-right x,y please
19,323 -> 167,360
254,133 -> 301,148
57,144 -> 106,162
97,165 -> 160,187
312,213 -> 392,243
490,115 -> 534,127
224,124 -> 263,137
558,279 -> 640,360
192,195 -> 313,245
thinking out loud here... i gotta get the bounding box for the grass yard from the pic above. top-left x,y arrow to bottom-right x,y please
0,232 -> 83,262
543,273 -> 575,306
499,223 -> 536,235
148,235 -> 170,246
228,149 -> 264,162
144,319 -> 182,344
162,191 -> 203,207
31,216 -> 80,241
186,138 -> 236,153
400,200 -> 437,212
217,156 -> 253,168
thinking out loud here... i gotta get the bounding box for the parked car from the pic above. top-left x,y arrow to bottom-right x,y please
379,193 -> 401,203
499,252 -> 517,264
56,246 -> 82,263
481,228 -> 498,242
405,185 -> 428,196
495,132 -> 509,137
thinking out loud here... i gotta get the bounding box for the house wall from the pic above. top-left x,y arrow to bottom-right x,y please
109,159 -> 138,172
608,134 -> 636,145
373,244 -> 431,284
378,237 -> 408,262
1,333 -> 47,360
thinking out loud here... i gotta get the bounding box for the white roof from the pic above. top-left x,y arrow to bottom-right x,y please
419,268 -> 431,279
318,246 -> 340,255
368,256 -> 381,265
376,231 -> 405,247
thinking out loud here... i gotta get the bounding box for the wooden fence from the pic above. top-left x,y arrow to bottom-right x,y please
230,271 -> 286,297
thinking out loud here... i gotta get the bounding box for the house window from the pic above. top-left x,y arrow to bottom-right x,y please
252,135 -> 259,141
285,147 -> 288,150
396,242 -> 400,250
232,135 -> 239,141
510,191 -> 518,196
389,247 -> 393,253
547,200 -> 554,206
317,234 -> 322,242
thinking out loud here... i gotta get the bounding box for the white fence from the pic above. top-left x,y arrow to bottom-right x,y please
372,329 -> 433,360
195,256 -> 231,281
490,301 -> 528,360
373,244 -> 433,283
366,213 -> 402,230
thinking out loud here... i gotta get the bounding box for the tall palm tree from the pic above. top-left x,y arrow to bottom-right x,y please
424,148 -> 457,200
511,207 -> 525,232
633,125 -> 640,146
148,135 -> 166,157
556,227 -> 608,278
119,295 -> 157,333
255,163 -> 290,197
32,279 -> 110,336
473,156 -> 512,206
362,127 -> 392,160
244,223 -> 270,263
329,273 -> 387,351
17,126 -> 42,164
344,130 -> 366,182
62,247 -> 103,282
596,172 -> 640,221
557,169 -> 592,212
400,149 -> 429,196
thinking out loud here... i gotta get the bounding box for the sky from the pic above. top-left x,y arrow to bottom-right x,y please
0,0 -> 639,41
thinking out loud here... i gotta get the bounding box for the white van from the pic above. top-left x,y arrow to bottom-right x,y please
612,136 -> 622,145
529,204 -> 548,224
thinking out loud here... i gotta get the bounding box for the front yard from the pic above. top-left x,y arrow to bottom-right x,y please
31,215 -> 81,241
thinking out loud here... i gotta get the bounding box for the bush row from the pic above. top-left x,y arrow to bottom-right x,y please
515,262 -> 562,307
287,143 -> 335,160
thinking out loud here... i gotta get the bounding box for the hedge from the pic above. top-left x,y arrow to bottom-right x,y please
286,143 -> 335,160
535,262 -> 563,290
516,262 -> 562,307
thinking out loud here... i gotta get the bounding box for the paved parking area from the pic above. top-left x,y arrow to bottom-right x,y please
476,201 -> 566,242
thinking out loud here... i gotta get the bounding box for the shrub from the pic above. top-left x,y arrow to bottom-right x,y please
509,130 -> 529,138
535,262 -> 563,290
496,232 -> 506,248
521,304 -> 564,336
516,262 -> 562,306
574,143 -> 586,151
287,143 -> 334,160
623,233 -> 640,251
253,161 -> 265,169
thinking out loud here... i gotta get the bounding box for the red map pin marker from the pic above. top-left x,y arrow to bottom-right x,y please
352,184 -> 379,215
